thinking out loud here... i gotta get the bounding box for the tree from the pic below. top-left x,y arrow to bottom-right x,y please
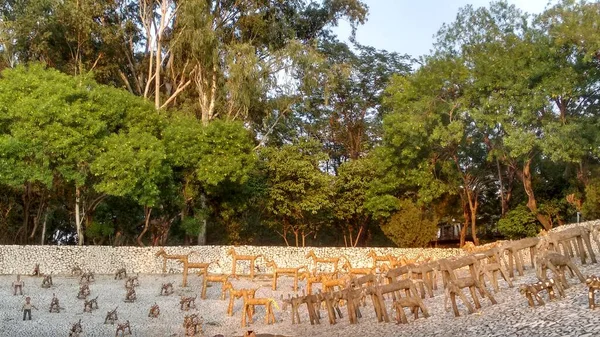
163,116 -> 256,244
332,157 -> 375,247
261,138 -> 333,247
0,63 -> 157,245
381,199 -> 438,248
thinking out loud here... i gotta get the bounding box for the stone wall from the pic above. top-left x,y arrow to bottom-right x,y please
0,220 -> 597,275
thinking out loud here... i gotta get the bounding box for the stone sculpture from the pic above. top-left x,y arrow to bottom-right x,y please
41,274 -> 53,288
160,282 -> 174,296
12,275 -> 24,296
115,268 -> 127,280
148,303 -> 160,318
104,307 -> 119,324
115,320 -> 132,337
68,319 -> 83,337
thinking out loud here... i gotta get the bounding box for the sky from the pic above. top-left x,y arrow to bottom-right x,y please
333,0 -> 554,58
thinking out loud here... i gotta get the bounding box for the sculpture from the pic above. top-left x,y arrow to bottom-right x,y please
265,259 -> 306,291
49,293 -> 62,313
227,247 -> 263,280
84,296 -> 99,313
305,250 -> 340,275
587,275 -> 600,309
183,314 -> 203,336
77,284 -> 91,299
160,282 -> 174,296
199,272 -> 230,300
104,307 -> 119,324
148,303 -> 160,318
519,278 -> 564,307
80,271 -> 95,284
31,263 -> 40,276
41,274 -> 53,288
115,268 -> 127,280
241,295 -> 276,327
68,319 -> 83,337
12,275 -> 24,296
115,320 -> 132,337
180,295 -> 197,311
124,287 -> 136,303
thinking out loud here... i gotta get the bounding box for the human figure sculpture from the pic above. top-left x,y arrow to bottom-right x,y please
80,271 -> 95,284
125,275 -> 139,289
124,287 -> 136,303
77,284 -> 91,299
13,275 -> 24,295
586,275 -> 600,309
49,293 -> 62,313
22,296 -> 38,320
41,274 -> 53,288
115,268 -> 127,280
31,264 -> 40,277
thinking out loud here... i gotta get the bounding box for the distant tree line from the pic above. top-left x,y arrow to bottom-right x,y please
0,0 -> 598,247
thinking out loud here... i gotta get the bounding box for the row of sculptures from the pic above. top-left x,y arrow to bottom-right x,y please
152,223 -> 600,328
12,222 -> 600,335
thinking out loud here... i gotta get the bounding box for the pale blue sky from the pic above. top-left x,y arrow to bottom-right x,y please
333,0 -> 554,58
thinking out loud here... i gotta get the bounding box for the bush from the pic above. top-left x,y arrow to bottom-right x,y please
497,205 -> 540,239
583,179 -> 600,220
380,199 -> 438,247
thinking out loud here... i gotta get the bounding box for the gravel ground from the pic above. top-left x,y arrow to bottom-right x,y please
1,251 -> 600,337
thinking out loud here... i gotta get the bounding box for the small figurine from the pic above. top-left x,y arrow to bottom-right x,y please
13,275 -> 24,296
104,307 -> 118,324
115,268 -> 127,280
31,264 -> 40,277
41,274 -> 53,288
115,320 -> 132,336
69,319 -> 83,337
124,287 -> 136,303
160,282 -> 174,296
22,297 -> 38,320
148,303 -> 160,318
49,293 -> 62,313
77,284 -> 91,299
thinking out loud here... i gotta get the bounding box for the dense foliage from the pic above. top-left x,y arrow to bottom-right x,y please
0,0 -> 598,247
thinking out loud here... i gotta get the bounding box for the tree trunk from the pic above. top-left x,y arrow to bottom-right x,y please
75,187 -> 84,246
198,194 -> 208,245
20,182 -> 32,244
293,229 -> 300,247
137,206 -> 152,246
518,159 -> 552,231
469,192 -> 479,246
496,159 -> 508,217
40,212 -> 48,245
460,197 -> 469,247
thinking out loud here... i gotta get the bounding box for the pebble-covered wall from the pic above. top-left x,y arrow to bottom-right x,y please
0,220 -> 597,275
